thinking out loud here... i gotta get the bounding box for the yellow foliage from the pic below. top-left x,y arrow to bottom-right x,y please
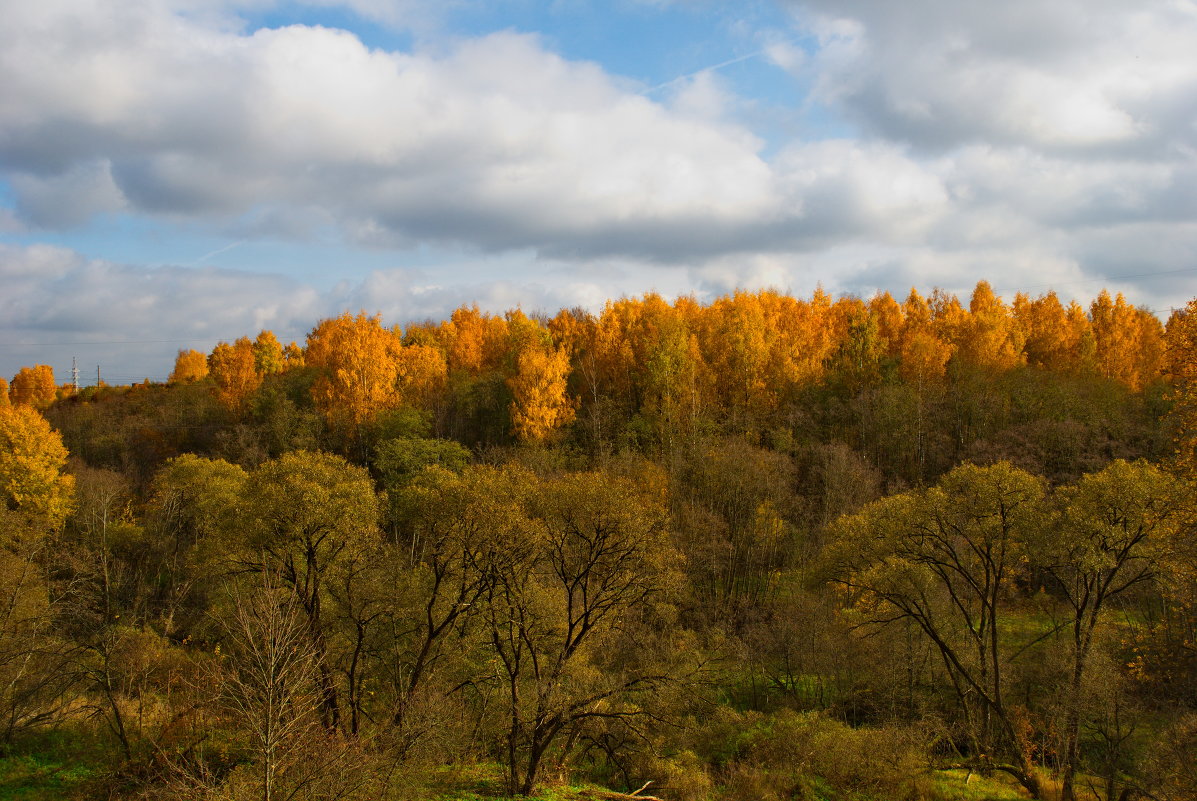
306,312 -> 404,430
8,366 -> 56,408
508,344 -> 576,442
208,337 -> 262,412
0,405 -> 75,533
1167,299 -> 1197,477
282,341 -> 305,368
169,349 -> 209,384
442,305 -> 509,374
306,312 -> 447,431
958,281 -> 1024,372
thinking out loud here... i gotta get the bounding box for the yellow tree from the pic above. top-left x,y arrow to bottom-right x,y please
1067,300 -> 1098,374
168,349 -> 209,384
958,281 -> 1023,372
0,405 -> 74,534
282,341 -> 305,369
929,288 -> 968,359
1133,307 -> 1166,389
899,289 -> 953,386
898,289 -> 953,482
442,305 -> 508,375
1090,290 -> 1147,388
700,291 -> 774,417
868,291 -> 905,360
8,366 -> 56,408
0,404 -> 75,747
506,312 -> 576,442
305,312 -> 404,431
1016,291 -> 1075,370
0,379 -> 8,409
208,337 -> 262,413
831,296 -> 885,389
1166,299 -> 1197,476
395,338 -> 448,412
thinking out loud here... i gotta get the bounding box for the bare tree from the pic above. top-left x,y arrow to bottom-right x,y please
214,580 -> 322,801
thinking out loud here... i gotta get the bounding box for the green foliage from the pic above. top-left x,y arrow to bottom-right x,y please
5,289 -> 1195,800
375,437 -> 471,491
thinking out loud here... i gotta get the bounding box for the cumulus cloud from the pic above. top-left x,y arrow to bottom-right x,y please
0,243 -> 686,381
0,0 -> 956,263
3,0 -> 1196,364
789,0 -> 1197,157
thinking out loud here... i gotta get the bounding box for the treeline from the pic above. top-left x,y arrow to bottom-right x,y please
0,284 -> 1195,800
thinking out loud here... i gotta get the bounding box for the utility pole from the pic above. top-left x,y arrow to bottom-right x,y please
72,357 -> 79,392
96,365 -> 101,387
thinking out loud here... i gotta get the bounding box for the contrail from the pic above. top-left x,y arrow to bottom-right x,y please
191,240 -> 245,265
642,40 -> 796,96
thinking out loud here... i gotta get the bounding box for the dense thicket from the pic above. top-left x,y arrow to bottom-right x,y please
3,284 -> 1195,801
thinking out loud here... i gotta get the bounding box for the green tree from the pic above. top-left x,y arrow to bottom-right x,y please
826,462 -> 1046,797
1038,460 -> 1184,801
481,468 -> 679,796
233,451 -> 382,733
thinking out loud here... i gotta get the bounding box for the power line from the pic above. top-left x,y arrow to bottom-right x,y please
995,265 -> 1197,295
0,338 -> 218,348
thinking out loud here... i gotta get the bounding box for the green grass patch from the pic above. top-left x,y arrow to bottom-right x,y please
0,754 -> 95,801
931,769 -> 1030,801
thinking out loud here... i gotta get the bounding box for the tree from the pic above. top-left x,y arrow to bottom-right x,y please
826,462 -> 1046,797
508,343 -> 576,442
383,465 -> 526,738
1038,460 -> 1184,801
253,330 -> 285,375
8,366 -> 56,408
208,337 -> 262,413
0,410 -> 77,743
169,349 -> 209,384
213,580 -> 322,801
1166,299 -> 1197,477
232,451 -> 382,733
0,544 -> 74,745
148,455 -> 249,631
0,405 -> 74,534
480,468 -> 679,795
305,312 -> 409,436
958,281 -> 1023,373
374,437 -> 470,491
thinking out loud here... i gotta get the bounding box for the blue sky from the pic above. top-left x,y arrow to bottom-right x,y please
3,0 -> 1197,383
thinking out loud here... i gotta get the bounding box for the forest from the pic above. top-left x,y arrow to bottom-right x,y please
0,281 -> 1195,801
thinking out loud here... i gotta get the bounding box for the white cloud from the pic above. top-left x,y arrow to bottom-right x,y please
2,0 -> 1196,351
789,0 -> 1197,156
0,243 -> 689,380
0,0 -> 969,264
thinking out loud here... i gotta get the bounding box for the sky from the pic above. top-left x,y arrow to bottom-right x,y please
2,0 -> 1197,384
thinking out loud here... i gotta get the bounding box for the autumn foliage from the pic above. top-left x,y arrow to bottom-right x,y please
8,365 -> 56,408
2,280 -> 1195,801
168,349 -> 209,384
0,404 -> 74,530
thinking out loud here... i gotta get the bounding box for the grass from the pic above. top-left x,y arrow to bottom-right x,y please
0,754 -> 95,800
931,769 -> 1031,801
0,728 -> 106,801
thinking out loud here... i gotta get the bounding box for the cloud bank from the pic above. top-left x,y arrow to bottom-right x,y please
2,0 -> 1197,379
